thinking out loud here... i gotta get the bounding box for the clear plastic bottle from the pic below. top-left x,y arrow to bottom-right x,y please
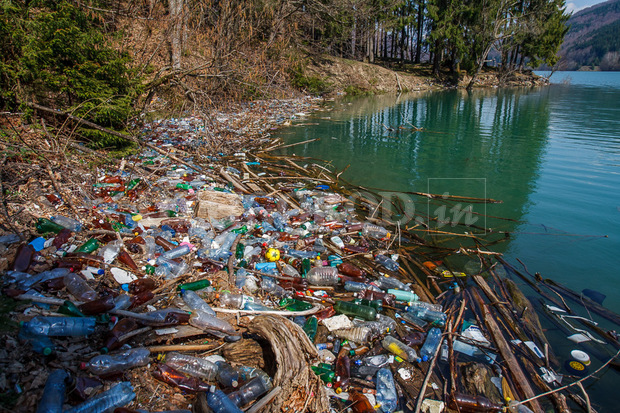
406,300 -> 443,313
419,327 -> 443,362
64,381 -> 135,413
397,311 -> 428,329
375,368 -> 397,413
374,254 -> 399,272
372,276 -> 409,291
406,306 -> 447,327
362,223 -> 391,240
344,281 -> 377,292
99,240 -> 122,264
63,272 -> 98,302
306,266 -> 340,286
227,376 -> 270,407
206,387 -> 243,413
357,314 -> 396,336
189,309 -> 236,336
81,348 -> 150,375
36,369 -> 71,413
332,326 -> 371,343
182,290 -> 216,316
236,366 -> 272,389
51,215 -> 83,232
155,256 -> 189,279
22,316 -> 96,337
358,354 -> 390,367
215,361 -> 240,387
330,236 -> 345,249
160,352 -> 218,381
381,335 -> 421,362
144,236 -> 157,259
140,309 -> 190,327
261,277 -> 290,297
161,244 -> 191,260
333,301 -> 378,321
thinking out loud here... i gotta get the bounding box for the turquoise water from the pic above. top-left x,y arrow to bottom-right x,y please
275,71 -> 620,409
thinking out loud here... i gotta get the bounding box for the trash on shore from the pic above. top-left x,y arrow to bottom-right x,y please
1,97 -> 618,413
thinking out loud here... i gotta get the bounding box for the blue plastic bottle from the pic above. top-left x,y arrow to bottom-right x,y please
375,368 -> 398,413
64,381 -> 135,413
419,327 -> 443,362
22,316 -> 96,337
206,387 -> 243,413
36,369 -> 71,413
19,326 -> 55,355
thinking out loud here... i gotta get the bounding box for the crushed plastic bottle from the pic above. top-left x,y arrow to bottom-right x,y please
81,347 -> 150,375
22,316 -> 96,337
36,369 -> 72,413
375,368 -> 397,413
160,352 -> 218,381
181,290 -> 216,315
227,376 -> 270,407
64,381 -> 135,413
63,272 -> 98,302
206,386 -> 243,413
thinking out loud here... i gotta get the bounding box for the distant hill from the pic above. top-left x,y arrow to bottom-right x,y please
557,0 -> 620,70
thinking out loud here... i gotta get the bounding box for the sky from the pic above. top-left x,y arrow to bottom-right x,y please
565,0 -> 609,14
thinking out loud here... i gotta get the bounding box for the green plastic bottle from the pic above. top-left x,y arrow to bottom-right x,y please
334,301 -> 378,321
352,298 -> 383,312
280,298 -> 313,311
75,238 -> 102,253
235,243 -> 245,259
387,289 -> 419,303
36,218 -> 65,234
176,183 -> 192,190
177,279 -> 211,291
126,178 -> 141,190
303,316 -> 318,342
301,258 -> 311,277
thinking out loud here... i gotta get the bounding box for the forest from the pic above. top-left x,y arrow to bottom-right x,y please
0,0 -> 570,146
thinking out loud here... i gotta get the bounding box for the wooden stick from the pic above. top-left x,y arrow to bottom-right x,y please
414,335 -> 444,413
147,343 -> 223,353
244,386 -> 282,413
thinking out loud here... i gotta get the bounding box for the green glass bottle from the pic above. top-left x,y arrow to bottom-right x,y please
75,238 -> 102,253
303,316 -> 318,342
311,365 -> 335,384
232,225 -> 248,234
301,258 -> 311,277
176,183 -> 192,190
334,301 -> 377,321
177,279 -> 211,291
126,178 -> 141,190
145,264 -> 156,275
235,243 -> 245,259
36,218 -> 65,234
58,300 -> 85,317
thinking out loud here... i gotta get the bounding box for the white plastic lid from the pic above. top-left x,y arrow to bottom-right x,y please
571,350 -> 591,365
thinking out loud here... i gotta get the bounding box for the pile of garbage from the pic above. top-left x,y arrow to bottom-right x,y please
1,99 -> 617,413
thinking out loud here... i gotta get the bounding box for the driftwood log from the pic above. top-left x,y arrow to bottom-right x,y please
247,315 -> 329,413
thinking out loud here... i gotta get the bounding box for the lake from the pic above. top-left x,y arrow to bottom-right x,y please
274,71 -> 620,410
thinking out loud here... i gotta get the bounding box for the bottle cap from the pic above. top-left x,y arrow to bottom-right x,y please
422,355 -> 429,362
43,347 -> 52,356
100,347 -> 109,354
79,362 -> 87,370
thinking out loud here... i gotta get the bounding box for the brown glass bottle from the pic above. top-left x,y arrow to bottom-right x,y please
12,243 -> 35,272
359,290 -> 396,306
129,291 -> 154,309
126,278 -> 157,294
52,229 -> 73,249
117,250 -> 139,271
102,318 -> 138,352
155,236 -> 175,251
448,392 -> 504,413
334,353 -> 351,393
348,390 -> 375,413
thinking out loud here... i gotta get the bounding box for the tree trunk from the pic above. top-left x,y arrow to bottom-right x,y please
415,0 -> 424,63
351,17 -> 357,59
169,0 -> 184,70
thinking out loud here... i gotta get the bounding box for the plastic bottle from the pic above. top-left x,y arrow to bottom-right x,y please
311,365 -> 335,383
406,306 -> 447,327
372,276 -> 409,291
374,254 -> 399,272
152,364 -> 210,393
144,236 -> 157,259
206,387 -> 243,413
306,266 -> 340,286
63,272 -> 98,302
261,277 -> 289,297
140,309 -> 190,327
160,352 -> 218,381
334,354 -> 350,393
12,243 -> 34,272
447,392 -> 504,412
22,316 -> 96,337
387,289 -> 418,302
36,218 -> 66,234
36,369 -> 72,413
397,311 -> 428,329
352,298 -> 383,312
332,327 -> 371,343
155,256 -> 189,279
375,368 -> 397,413
78,295 -> 115,315
406,300 -> 443,313
333,301 -> 377,321
337,262 -> 367,278
303,316 -> 318,341
19,326 -> 55,355
181,290 -> 216,315
216,361 -> 240,387
357,314 -> 396,336
381,336 -> 421,362
51,215 -> 82,232
362,223 -> 391,240
82,348 -> 150,375
124,278 -> 157,294
344,281 -> 379,293
330,236 -> 345,249
228,376 -> 270,407
64,381 -> 135,413
419,327 -> 442,362
218,292 -> 252,309
75,238 -> 102,254
189,309 -> 236,336
236,366 -> 272,388
358,289 -> 396,306
161,244 -> 191,260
